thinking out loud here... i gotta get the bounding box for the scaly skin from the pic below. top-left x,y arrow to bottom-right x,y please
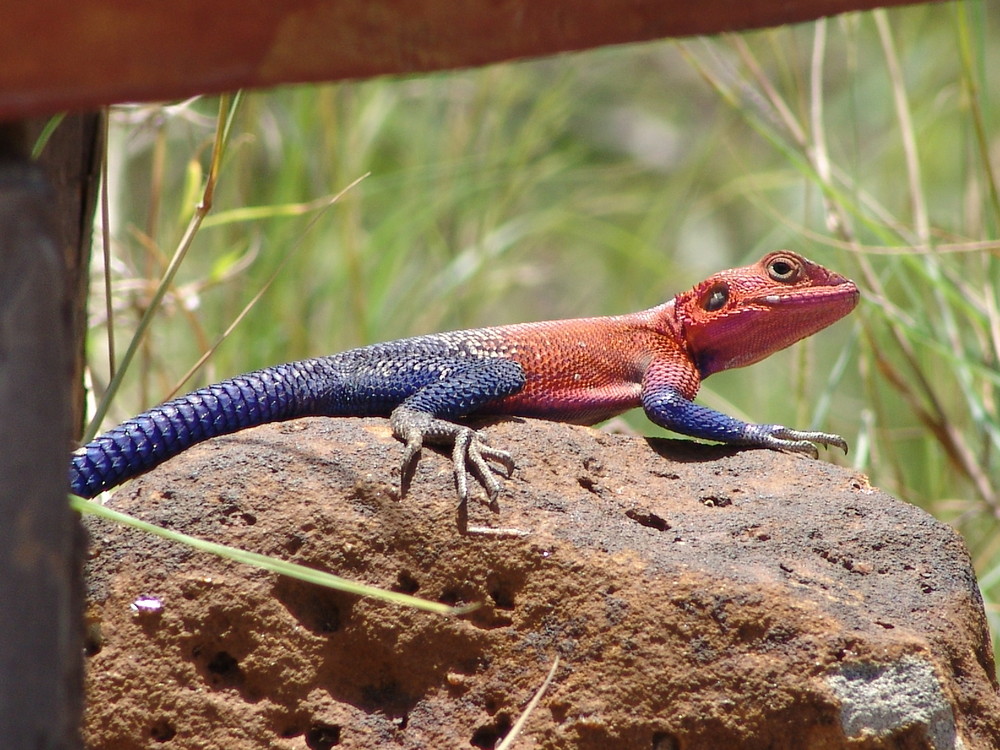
70,251 -> 859,500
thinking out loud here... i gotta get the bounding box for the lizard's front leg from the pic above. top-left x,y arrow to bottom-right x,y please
389,358 -> 525,501
642,386 -> 848,457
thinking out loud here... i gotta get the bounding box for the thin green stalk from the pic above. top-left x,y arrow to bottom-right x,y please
874,9 -> 929,245
100,109 -> 115,382
166,173 -> 369,399
496,655 -> 560,750
954,1 -> 1000,231
84,94 -> 239,442
29,113 -> 66,158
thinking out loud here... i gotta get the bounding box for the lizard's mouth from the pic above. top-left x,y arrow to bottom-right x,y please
757,282 -> 860,309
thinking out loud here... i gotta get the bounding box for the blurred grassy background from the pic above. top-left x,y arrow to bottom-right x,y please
84,2 -> 999,653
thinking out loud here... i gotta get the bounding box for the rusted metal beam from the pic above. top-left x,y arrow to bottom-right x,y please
3,0 -> 929,118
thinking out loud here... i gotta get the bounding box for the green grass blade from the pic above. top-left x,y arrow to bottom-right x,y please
71,495 -> 476,616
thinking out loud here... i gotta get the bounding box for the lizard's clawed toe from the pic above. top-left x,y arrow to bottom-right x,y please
452,428 -> 514,503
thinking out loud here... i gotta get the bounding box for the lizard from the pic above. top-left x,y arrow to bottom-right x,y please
69,251 -> 859,501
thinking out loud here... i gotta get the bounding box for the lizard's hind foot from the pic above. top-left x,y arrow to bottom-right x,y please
390,406 -> 515,502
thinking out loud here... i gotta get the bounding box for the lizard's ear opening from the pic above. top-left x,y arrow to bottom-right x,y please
765,254 -> 802,283
700,283 -> 729,312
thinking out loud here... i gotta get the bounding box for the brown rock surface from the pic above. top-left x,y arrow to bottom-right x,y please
82,418 -> 1000,749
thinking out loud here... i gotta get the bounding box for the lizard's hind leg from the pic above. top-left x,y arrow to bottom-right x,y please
388,358 -> 525,501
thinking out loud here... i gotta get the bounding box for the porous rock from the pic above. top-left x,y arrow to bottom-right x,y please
82,417 -> 1000,749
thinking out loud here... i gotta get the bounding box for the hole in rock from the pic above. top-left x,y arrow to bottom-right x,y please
625,508 -> 670,531
470,713 -> 512,749
203,650 -> 244,687
149,718 -> 176,742
305,722 -> 341,749
395,571 -> 420,595
274,578 -> 345,634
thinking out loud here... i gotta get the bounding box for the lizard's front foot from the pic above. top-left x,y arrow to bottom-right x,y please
390,406 -> 515,502
744,424 -> 848,458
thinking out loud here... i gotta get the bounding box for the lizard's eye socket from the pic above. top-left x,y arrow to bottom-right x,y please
700,283 -> 729,312
767,256 -> 801,282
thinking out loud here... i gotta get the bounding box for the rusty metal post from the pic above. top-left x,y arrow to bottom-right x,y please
0,121 -> 82,749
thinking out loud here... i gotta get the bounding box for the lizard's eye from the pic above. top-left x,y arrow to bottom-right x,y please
700,283 -> 729,312
767,256 -> 801,282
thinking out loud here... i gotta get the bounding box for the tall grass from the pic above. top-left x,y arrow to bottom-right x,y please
86,2 -> 999,651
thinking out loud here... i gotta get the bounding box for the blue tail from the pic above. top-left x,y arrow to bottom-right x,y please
69,359 -> 332,498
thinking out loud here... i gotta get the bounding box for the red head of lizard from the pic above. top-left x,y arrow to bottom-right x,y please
673,251 -> 859,378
